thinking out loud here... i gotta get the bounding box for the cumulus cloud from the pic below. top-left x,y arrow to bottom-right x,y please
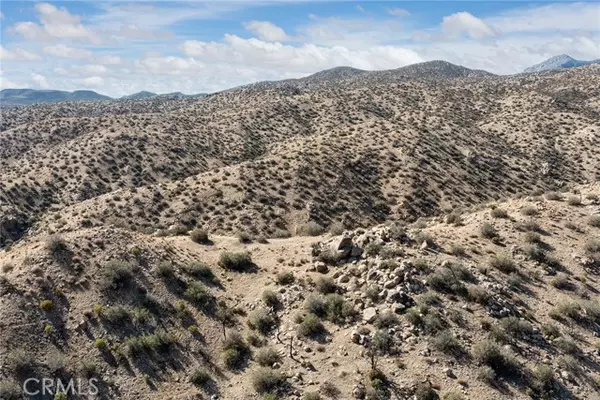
96,55 -> 123,65
31,73 -> 50,89
0,45 -> 41,61
11,3 -> 98,42
242,21 -> 289,42
442,12 -> 497,39
43,44 -> 92,59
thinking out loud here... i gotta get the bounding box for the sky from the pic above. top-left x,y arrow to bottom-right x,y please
0,1 -> 599,96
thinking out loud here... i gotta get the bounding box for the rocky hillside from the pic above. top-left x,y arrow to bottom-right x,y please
1,63 -> 598,247
0,183 -> 599,399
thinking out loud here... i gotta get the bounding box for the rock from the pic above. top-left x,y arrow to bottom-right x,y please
353,384 -> 366,399
363,307 -> 378,323
351,331 -> 361,344
392,303 -> 406,314
445,368 -> 456,378
350,246 -> 363,257
315,262 -> 328,274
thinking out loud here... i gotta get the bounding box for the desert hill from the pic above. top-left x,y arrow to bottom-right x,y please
0,183 -> 599,399
1,63 -> 598,246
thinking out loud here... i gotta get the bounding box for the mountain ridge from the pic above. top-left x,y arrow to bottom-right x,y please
524,54 -> 600,73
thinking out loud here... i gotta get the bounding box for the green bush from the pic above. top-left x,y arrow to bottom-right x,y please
262,290 -> 280,309
247,309 -> 275,335
184,282 -> 215,312
490,208 -> 508,218
489,254 -> 517,273
222,332 -> 250,370
533,364 -> 555,393
182,262 -> 217,284
480,222 -> 498,239
251,368 -> 287,394
297,314 -> 325,337
101,260 -> 134,290
297,221 -> 325,236
154,261 -> 175,278
315,276 -> 337,294
276,271 -> 294,285
40,299 -> 54,311
255,347 -> 281,367
190,228 -> 210,244
189,369 -> 211,387
588,216 -> 600,228
219,251 -> 254,271
431,331 -> 463,357
472,340 -> 517,373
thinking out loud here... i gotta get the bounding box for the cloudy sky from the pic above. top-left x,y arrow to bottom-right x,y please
0,1 -> 598,96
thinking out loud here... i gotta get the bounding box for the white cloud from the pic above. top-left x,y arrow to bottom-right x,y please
11,3 -> 98,42
387,8 -> 410,17
72,65 -> 109,76
486,2 -> 600,34
442,12 -> 497,39
242,20 -> 289,42
43,44 -> 92,59
182,34 -> 422,73
31,73 -> 50,89
79,76 -> 104,88
96,55 -> 122,65
0,45 -> 41,61
355,5 -> 365,13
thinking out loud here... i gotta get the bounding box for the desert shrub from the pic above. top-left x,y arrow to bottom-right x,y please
297,313 -> 325,337
584,239 -> 600,255
445,213 -> 462,225
95,338 -> 108,350
467,285 -> 489,304
189,369 -> 211,387
489,254 -> 516,273
276,271 -> 294,285
431,331 -> 463,357
550,301 -> 581,321
46,235 -> 69,256
190,228 -> 210,244
272,229 -> 291,238
324,293 -> 355,323
262,290 -> 280,309
480,222 -> 498,239
550,273 -> 571,289
375,311 -> 400,328
427,268 -> 467,296
555,337 -> 579,354
315,276 -> 337,294
566,195 -> 582,206
472,340 -> 517,373
524,245 -> 546,263
422,311 -> 446,334
372,329 -> 394,354
415,382 -> 437,400
237,231 -> 253,243
586,215 -> 600,228
40,299 -> 54,311
521,206 -> 538,216
154,261 -> 175,278
414,231 -> 435,247
124,330 -> 175,356
305,294 -> 327,316
219,251 -> 254,271
101,260 -> 134,290
184,282 -> 215,312
557,355 -> 581,375
303,392 -> 321,400
490,208 -> 508,218
247,309 -> 275,335
80,360 -> 97,377
533,364 -> 555,393
318,248 -> 342,265
320,381 -> 341,398
581,300 -> 600,323
450,244 -> 466,257
251,368 -> 287,394
545,191 -> 561,201
255,347 -> 281,367
102,305 -> 130,324
379,246 -> 404,259
0,381 -> 21,400
477,365 -> 496,384
222,332 -> 250,370
541,323 -> 561,340
329,222 -> 345,235
523,231 -> 542,244
498,316 -> 533,338
182,262 -> 217,283
298,221 -> 325,236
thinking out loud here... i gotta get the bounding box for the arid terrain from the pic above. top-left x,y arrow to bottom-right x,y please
1,61 -> 599,400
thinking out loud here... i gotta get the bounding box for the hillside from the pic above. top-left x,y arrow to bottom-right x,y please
1,60 -> 600,400
0,89 -> 112,107
524,55 -> 600,73
0,183 -> 599,399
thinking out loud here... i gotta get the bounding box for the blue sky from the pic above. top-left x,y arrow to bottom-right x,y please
1,1 -> 599,96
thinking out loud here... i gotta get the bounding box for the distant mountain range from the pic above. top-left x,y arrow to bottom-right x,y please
0,89 -> 207,107
523,54 -> 600,73
2,55 -> 598,106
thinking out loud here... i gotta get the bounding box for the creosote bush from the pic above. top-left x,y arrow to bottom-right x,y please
219,251 -> 254,271
222,332 -> 251,370
489,254 -> 517,273
247,309 -> 275,335
190,228 -> 210,244
297,313 -> 325,338
255,347 -> 281,367
251,368 -> 287,395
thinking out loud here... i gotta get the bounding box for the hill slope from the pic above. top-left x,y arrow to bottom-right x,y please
524,54 -> 599,73
0,89 -> 112,107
